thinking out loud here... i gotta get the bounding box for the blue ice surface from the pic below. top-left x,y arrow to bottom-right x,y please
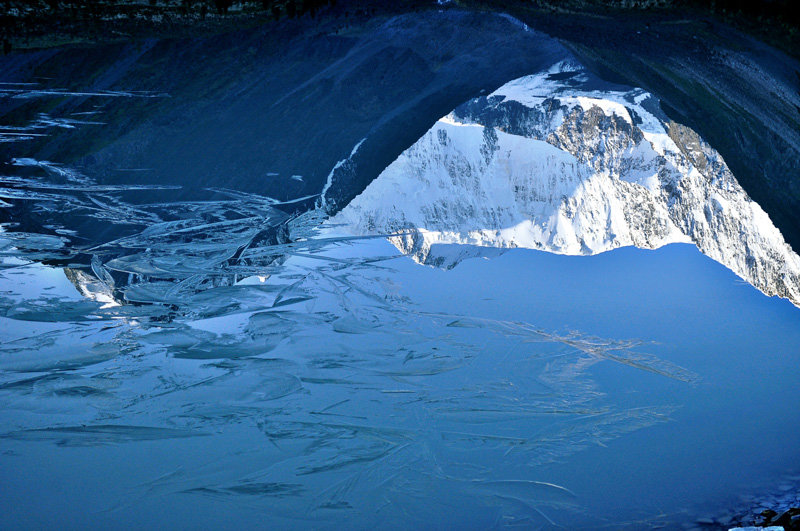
408,242 -> 800,525
1,238 -> 798,529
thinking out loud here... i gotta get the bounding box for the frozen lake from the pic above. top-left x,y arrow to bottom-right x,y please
1,234 -> 798,529
2,35 -> 799,528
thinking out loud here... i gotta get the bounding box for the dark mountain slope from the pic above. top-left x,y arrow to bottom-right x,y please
1,5 -> 798,252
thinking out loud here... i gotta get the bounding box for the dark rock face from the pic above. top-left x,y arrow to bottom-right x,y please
0,10 -> 568,212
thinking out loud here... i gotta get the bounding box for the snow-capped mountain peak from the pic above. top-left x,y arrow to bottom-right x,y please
334,62 -> 800,306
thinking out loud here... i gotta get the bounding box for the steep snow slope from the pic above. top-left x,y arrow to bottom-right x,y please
335,61 -> 800,306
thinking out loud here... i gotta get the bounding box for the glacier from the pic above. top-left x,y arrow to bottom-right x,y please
334,61 -> 800,307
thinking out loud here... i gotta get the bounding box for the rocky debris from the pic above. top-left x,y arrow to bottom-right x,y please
685,475 -> 800,530
738,488 -> 800,530
760,508 -> 800,531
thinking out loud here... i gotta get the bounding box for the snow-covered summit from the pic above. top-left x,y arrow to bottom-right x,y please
334,61 -> 800,306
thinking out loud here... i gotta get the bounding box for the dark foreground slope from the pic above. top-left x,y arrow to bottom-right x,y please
0,9 -> 566,208
1,4 -> 799,252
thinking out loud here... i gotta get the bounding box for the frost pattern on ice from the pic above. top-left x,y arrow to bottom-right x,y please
0,94 -> 696,526
0,234 -> 691,526
335,61 -> 800,306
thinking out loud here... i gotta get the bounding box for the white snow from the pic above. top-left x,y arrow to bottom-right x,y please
320,137 -> 367,207
334,62 -> 800,306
